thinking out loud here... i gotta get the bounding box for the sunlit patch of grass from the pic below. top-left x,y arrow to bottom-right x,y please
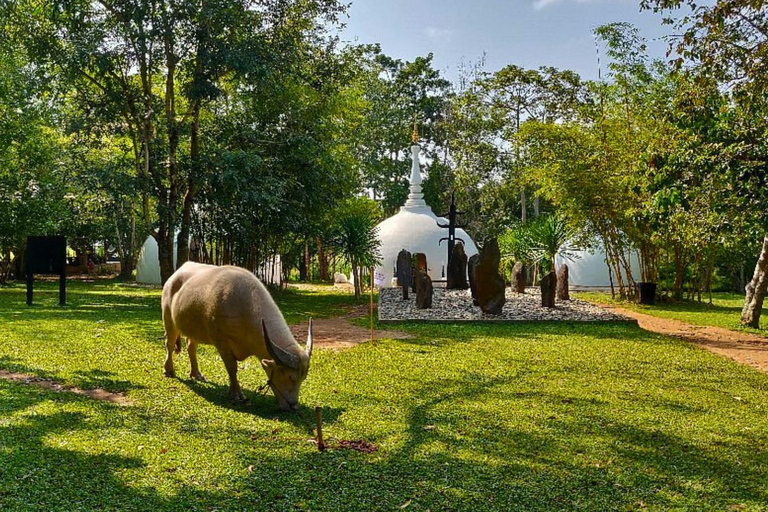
1,281 -> 768,510
577,291 -> 767,336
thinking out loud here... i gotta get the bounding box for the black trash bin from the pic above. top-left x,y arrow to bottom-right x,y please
637,282 -> 657,305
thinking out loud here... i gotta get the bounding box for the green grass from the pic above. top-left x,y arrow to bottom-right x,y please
576,291 -> 768,337
2,281 -> 768,510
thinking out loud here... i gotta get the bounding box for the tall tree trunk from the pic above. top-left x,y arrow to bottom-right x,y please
177,102 -> 200,268
158,26 -> 180,282
742,234 -> 768,328
352,258 -> 360,299
317,237 -> 328,281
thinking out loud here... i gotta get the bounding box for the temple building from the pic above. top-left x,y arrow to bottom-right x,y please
374,138 -> 478,287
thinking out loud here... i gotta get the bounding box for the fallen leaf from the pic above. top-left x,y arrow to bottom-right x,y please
247,465 -> 254,473
159,448 -> 168,454
400,499 -> 412,509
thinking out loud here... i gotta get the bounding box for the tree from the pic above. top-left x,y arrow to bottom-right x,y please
0,34 -> 70,282
5,0 -> 347,284
640,0 -> 768,325
354,51 -> 452,215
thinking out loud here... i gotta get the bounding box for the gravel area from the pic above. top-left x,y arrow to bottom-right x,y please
379,286 -> 634,323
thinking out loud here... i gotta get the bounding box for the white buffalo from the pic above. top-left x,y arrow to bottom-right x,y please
161,262 -> 313,410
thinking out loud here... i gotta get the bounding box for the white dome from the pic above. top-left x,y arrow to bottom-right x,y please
555,244 -> 641,289
375,206 -> 477,286
373,143 -> 477,287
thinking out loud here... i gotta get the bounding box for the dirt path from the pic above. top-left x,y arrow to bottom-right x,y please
600,304 -> 768,373
0,369 -> 131,405
289,304 -> 412,350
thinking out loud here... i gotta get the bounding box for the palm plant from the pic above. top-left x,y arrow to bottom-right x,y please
328,198 -> 382,298
526,214 -> 580,272
499,223 -> 536,267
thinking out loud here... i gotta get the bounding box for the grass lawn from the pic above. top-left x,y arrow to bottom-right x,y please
2,281 -> 768,510
576,291 -> 768,337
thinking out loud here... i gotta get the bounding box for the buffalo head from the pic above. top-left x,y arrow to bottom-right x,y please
260,319 -> 313,411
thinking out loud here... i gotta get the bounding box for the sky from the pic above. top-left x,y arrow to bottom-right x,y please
340,0 -> 677,83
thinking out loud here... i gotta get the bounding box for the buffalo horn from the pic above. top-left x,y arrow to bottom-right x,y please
306,318 -> 314,359
261,320 -> 300,369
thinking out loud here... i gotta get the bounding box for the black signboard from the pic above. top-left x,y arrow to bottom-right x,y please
26,236 -> 67,305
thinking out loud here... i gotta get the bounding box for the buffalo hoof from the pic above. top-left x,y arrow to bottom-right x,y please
190,372 -> 206,382
229,391 -> 247,403
163,369 -> 176,378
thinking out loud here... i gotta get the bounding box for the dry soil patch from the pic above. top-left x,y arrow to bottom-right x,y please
289,304 -> 412,350
0,369 -> 131,405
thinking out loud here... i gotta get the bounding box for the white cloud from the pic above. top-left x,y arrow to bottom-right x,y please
424,26 -> 454,42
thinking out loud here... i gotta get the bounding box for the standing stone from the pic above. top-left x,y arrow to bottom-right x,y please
468,254 -> 480,306
476,238 -> 505,315
511,261 -> 527,293
411,253 -> 427,293
541,271 -> 556,308
396,249 -> 412,300
446,242 -> 469,290
557,264 -> 570,301
415,269 -> 433,309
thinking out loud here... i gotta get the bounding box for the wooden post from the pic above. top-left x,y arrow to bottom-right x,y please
314,406 -> 325,452
26,267 -> 33,306
370,267 -> 374,343
58,239 -> 66,306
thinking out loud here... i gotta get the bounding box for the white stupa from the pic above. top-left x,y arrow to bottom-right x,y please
136,235 -> 178,284
136,234 -> 283,285
555,245 -> 641,290
374,138 -> 478,287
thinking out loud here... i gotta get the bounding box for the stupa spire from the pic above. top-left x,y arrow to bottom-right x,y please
402,121 -> 427,210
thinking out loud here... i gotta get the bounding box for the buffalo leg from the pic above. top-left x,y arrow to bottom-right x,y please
163,328 -> 180,378
187,339 -> 205,381
218,349 -> 245,402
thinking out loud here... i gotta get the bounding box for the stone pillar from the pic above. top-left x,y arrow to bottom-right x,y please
476,238 -> 505,315
541,271 -> 556,308
415,269 -> 433,309
512,261 -> 527,293
396,249 -> 412,300
557,264 -> 570,301
412,253 -> 427,293
446,242 -> 469,290
468,254 -> 480,306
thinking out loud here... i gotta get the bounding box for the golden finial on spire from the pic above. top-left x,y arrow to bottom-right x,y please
411,119 -> 420,144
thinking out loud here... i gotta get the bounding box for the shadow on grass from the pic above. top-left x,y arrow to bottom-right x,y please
0,356 -> 145,395
180,377 -> 345,429
240,367 -> 768,510
0,377 -> 241,511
